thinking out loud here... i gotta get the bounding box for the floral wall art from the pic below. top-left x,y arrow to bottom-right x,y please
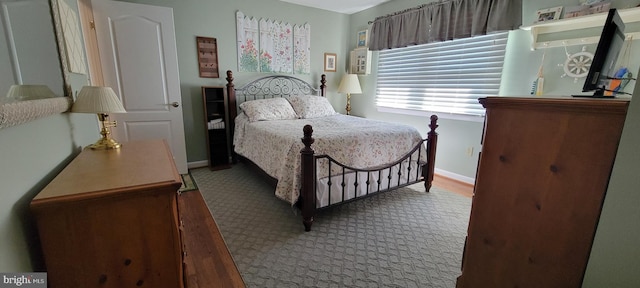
236,11 -> 310,74
260,19 -> 293,73
236,11 -> 259,72
294,23 -> 311,74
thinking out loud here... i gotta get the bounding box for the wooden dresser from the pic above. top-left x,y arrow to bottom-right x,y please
31,140 -> 185,288
456,97 -> 629,288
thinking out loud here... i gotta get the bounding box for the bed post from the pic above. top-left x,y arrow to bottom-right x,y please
320,74 -> 326,96
424,115 -> 439,192
300,125 -> 316,231
226,70 -> 237,163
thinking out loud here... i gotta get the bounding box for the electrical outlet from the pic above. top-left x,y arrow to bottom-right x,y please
466,147 -> 474,157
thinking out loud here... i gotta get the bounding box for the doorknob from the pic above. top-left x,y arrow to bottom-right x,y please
168,102 -> 179,107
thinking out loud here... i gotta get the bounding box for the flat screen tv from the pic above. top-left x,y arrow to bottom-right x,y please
576,8 -> 626,97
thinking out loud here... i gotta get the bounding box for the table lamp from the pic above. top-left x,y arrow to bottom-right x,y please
72,86 -> 126,149
6,84 -> 56,100
337,74 -> 362,115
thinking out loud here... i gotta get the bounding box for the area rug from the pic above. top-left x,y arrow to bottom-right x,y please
191,163 -> 471,288
179,172 -> 198,192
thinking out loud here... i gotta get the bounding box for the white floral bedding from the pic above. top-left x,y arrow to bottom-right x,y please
233,113 -> 427,204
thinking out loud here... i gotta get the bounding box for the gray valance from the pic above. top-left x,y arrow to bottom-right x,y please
368,0 -> 522,51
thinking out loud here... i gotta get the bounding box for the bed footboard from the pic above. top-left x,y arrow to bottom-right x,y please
299,115 -> 439,231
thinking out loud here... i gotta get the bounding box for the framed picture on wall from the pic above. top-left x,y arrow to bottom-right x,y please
357,30 -> 368,48
535,6 -> 563,23
324,53 -> 337,72
196,36 -> 219,78
564,5 -> 590,19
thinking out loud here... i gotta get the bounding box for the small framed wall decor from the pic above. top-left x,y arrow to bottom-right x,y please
196,36 -> 219,78
588,1 -> 611,14
324,53 -> 337,72
357,30 -> 369,48
535,6 -> 563,22
564,5 -> 590,19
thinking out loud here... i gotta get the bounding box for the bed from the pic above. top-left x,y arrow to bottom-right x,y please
225,71 -> 438,231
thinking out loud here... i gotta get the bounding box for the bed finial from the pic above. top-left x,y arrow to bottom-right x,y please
226,70 -> 234,86
429,115 -> 438,133
302,125 -> 314,148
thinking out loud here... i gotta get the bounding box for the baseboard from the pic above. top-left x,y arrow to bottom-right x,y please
188,160 -> 209,169
434,168 -> 475,185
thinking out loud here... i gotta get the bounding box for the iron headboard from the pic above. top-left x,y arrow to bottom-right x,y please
233,74 -> 324,102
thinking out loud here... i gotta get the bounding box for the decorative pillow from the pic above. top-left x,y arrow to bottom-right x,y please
288,95 -> 338,119
239,98 -> 299,122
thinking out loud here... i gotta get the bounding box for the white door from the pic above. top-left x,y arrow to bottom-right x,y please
91,0 -> 187,173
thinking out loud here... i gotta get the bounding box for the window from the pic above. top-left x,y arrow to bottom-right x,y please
375,32 -> 509,119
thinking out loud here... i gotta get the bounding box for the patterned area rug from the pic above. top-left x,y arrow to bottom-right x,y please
191,163 -> 471,288
179,172 -> 198,192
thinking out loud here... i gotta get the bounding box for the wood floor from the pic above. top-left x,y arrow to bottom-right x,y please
179,190 -> 245,288
178,173 -> 472,287
433,173 -> 474,198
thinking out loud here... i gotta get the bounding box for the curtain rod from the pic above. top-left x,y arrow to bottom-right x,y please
367,0 -> 450,24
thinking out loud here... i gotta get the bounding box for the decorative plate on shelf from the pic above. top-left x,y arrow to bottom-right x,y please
560,46 -> 593,82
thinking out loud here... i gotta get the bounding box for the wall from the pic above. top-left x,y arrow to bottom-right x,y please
120,0 -> 640,180
0,0 -> 97,272
513,0 -> 640,97
348,0 -> 640,182
121,0 -> 350,165
0,114 -> 97,271
348,1 -> 489,181
583,67 -> 640,287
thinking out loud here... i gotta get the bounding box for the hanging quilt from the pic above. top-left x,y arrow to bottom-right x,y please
236,11 -> 259,72
294,24 -> 311,74
236,11 -> 310,74
260,19 -> 293,73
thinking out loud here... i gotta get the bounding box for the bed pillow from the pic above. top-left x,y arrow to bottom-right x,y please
239,98 -> 299,122
288,95 -> 338,119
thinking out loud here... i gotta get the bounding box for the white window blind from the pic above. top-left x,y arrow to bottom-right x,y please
376,32 -> 509,118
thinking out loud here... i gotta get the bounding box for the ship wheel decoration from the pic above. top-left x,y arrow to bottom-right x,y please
559,46 -> 593,83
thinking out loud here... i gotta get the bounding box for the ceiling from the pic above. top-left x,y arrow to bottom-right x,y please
279,0 -> 391,14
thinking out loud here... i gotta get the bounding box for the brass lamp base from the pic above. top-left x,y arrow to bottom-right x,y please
88,137 -> 121,150
345,93 -> 352,115
89,113 -> 121,150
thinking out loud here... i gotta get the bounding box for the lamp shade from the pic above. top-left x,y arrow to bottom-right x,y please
6,84 -> 56,100
72,86 -> 126,114
337,74 -> 362,94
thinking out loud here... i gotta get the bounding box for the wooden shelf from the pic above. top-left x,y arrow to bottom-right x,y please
520,6 -> 640,49
202,86 -> 231,169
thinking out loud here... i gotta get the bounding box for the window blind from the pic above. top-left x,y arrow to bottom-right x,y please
376,32 -> 509,118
